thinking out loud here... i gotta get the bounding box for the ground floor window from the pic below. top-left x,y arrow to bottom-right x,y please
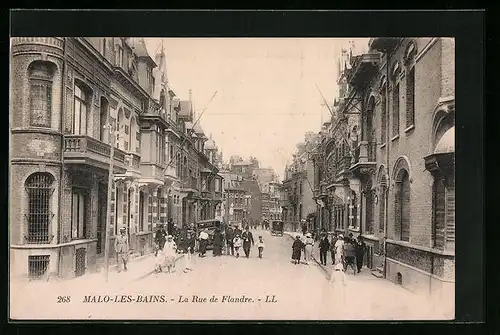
28,255 -> 50,280
71,188 -> 87,239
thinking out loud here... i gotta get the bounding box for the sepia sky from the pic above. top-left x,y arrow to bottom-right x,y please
145,38 -> 369,179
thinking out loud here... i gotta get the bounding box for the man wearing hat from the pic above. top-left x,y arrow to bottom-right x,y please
241,226 -> 254,258
225,224 -> 235,256
114,227 -> 130,272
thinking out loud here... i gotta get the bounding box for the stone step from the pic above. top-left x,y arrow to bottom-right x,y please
371,270 -> 384,278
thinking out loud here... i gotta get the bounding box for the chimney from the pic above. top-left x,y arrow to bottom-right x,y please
188,89 -> 192,101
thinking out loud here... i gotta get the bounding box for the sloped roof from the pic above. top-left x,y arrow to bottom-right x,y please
193,122 -> 205,135
130,38 -> 156,67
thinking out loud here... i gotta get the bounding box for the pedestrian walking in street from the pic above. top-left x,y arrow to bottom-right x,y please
330,233 -> 338,265
233,235 -> 242,258
319,233 -> 331,266
241,226 -> 254,258
225,225 -> 235,256
198,230 -> 209,257
164,235 -> 177,273
344,239 -> 357,275
291,235 -> 304,265
355,236 -> 367,273
212,228 -> 223,257
304,233 -> 314,265
114,227 -> 129,273
154,224 -> 167,254
154,244 -> 165,273
167,217 -> 175,236
300,233 -> 307,262
185,230 -> 196,255
257,236 -> 265,259
334,234 -> 345,265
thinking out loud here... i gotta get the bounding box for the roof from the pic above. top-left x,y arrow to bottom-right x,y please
205,139 -> 217,150
193,122 -> 205,135
435,126 -> 455,154
179,100 -> 192,118
130,38 -> 156,67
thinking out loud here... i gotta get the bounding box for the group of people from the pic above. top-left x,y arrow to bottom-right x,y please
221,225 -> 265,259
291,230 -> 367,274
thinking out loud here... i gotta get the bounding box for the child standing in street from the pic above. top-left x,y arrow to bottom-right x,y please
257,236 -> 265,258
233,234 -> 242,258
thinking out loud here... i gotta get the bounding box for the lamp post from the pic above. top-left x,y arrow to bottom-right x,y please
103,121 -> 116,282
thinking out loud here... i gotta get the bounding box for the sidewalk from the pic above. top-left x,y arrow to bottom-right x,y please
283,231 -> 452,319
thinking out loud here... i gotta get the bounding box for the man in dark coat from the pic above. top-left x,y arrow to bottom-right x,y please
241,226 -> 254,258
355,236 -> 367,273
167,218 -> 174,236
225,225 -> 235,256
185,230 -> 196,255
319,233 -> 331,266
154,225 -> 167,253
292,235 -> 303,265
212,229 -> 223,256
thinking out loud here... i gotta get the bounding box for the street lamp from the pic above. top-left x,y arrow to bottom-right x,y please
103,121 -> 116,282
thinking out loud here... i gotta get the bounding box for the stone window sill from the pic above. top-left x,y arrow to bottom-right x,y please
391,134 -> 400,142
404,124 -> 415,134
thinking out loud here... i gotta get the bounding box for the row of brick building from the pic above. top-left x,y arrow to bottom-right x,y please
282,38 -> 455,303
10,37 -> 224,280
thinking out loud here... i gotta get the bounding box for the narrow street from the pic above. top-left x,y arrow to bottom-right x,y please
10,228 -> 450,320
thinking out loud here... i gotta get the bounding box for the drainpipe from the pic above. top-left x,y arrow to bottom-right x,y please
57,37 -> 68,278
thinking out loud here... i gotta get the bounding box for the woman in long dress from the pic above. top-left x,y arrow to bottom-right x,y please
212,229 -> 223,257
291,235 -> 304,265
163,235 -> 177,273
304,233 -> 314,265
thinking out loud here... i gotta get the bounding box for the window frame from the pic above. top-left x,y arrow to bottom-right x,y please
71,187 -> 88,240
73,83 -> 90,136
25,172 -> 55,244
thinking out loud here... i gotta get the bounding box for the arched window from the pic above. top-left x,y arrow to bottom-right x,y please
394,169 -> 411,241
25,173 -> 55,243
391,62 -> 401,138
130,116 -> 137,152
28,61 -> 55,128
405,42 -> 417,129
379,77 -> 388,144
73,82 -> 92,135
100,97 -> 109,141
116,108 -> 124,149
183,156 -> 188,180
365,96 -> 375,142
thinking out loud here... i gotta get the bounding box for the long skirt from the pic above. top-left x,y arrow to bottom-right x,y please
304,245 -> 313,262
292,248 -> 302,261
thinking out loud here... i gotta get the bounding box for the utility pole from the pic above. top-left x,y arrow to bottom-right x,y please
103,121 -> 115,282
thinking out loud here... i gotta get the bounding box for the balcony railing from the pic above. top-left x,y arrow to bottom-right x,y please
353,141 -> 377,164
63,135 -> 126,166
